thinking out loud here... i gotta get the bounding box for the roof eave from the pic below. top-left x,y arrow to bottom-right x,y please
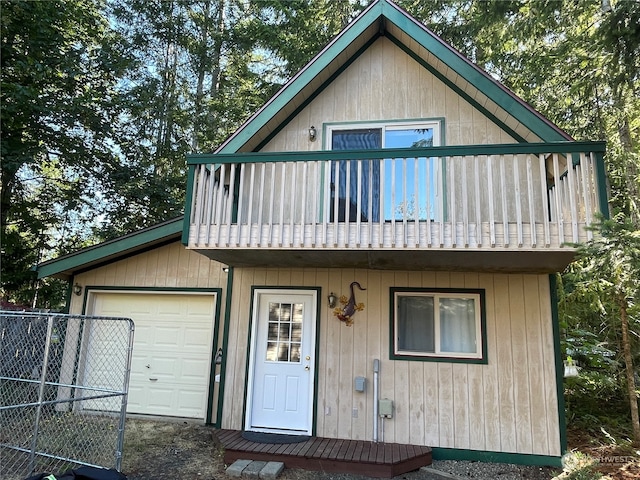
37,217 -> 183,280
214,0 -> 571,154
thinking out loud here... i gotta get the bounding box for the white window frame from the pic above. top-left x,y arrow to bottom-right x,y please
324,120 -> 442,149
324,120 -> 444,222
392,289 -> 485,362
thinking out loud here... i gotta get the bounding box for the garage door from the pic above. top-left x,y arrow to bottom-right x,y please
90,291 -> 217,419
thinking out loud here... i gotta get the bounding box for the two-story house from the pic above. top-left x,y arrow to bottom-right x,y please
38,0 -> 607,474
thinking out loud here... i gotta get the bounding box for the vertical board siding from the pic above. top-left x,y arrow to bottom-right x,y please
67,242 -> 228,425
69,242 -> 227,315
260,37 -> 520,155
225,267 -> 561,457
189,37 -> 601,251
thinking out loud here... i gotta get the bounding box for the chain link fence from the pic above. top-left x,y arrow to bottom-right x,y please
0,311 -> 134,479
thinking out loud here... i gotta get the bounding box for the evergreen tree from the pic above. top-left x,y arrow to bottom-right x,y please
1,0 -> 126,307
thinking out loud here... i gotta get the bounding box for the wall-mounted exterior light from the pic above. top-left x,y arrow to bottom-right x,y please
309,126 -> 317,142
328,292 -> 338,309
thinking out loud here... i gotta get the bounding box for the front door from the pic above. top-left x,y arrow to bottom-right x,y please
245,289 -> 317,435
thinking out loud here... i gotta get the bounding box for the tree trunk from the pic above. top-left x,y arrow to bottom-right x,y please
619,294 -> 640,446
192,0 -> 211,151
209,0 -> 225,107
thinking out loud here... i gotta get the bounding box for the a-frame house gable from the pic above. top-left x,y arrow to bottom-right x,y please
216,0 -> 570,155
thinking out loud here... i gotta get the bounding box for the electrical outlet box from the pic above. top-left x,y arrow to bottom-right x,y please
379,398 -> 393,418
354,376 -> 366,392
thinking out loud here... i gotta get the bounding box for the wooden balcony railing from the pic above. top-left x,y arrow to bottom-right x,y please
184,142 -> 607,252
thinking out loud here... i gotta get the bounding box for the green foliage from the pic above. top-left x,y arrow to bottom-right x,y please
561,452 -> 606,480
1,0 -> 126,307
559,215 -> 640,441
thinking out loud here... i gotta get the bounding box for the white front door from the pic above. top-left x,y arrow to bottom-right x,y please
246,290 -> 317,435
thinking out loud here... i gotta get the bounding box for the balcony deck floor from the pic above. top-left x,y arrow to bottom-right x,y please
215,429 -> 432,478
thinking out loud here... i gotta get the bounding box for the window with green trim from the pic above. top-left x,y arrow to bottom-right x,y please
391,288 -> 486,362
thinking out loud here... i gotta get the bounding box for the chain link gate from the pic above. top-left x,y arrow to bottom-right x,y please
0,311 -> 134,479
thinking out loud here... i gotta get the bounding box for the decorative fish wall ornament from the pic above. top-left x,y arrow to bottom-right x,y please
333,281 -> 366,326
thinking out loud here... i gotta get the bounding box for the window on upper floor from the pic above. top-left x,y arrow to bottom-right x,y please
391,287 -> 486,363
325,120 -> 443,222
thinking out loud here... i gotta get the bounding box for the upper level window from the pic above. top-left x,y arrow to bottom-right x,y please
391,288 -> 486,363
326,121 -> 442,222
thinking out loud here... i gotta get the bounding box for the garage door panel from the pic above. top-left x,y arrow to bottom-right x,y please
186,302 -> 215,318
177,390 -> 206,413
179,360 -> 210,382
126,386 -> 146,411
146,387 -> 175,410
183,328 -> 214,351
91,292 -> 216,419
154,327 -> 182,347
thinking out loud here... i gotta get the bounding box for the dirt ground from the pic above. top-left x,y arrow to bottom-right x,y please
563,426 -> 640,480
119,418 -> 640,480
119,418 -> 559,480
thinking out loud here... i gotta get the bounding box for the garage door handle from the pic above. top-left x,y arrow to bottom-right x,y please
149,377 -> 158,381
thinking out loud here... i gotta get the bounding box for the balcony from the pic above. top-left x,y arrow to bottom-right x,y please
184,142 -> 607,272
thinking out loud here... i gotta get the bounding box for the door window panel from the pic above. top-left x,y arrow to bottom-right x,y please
266,302 -> 303,363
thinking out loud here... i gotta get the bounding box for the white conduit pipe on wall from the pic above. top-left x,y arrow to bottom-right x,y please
373,359 -> 380,443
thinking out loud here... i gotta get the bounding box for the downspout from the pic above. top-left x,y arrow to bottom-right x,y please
373,358 -> 380,442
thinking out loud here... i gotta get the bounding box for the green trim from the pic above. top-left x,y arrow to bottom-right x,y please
37,218 -> 183,279
243,286 -> 321,435
80,286 -> 222,423
380,1 -> 568,142
252,34 -> 381,153
431,447 -> 563,468
83,286 -> 218,293
549,274 -> 568,455
214,0 -> 568,155
594,151 -> 610,219
63,278 -> 74,314
206,289 -> 223,425
311,287 -> 321,437
183,165 -> 196,245
242,286 -> 257,430
218,1 -> 385,153
389,287 -> 488,364
188,142 -> 606,166
215,267 -> 234,429
385,34 -> 527,143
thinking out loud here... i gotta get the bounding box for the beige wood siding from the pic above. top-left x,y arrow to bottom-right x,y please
261,37 -> 528,154
251,36 -> 547,233
224,267 -> 561,457
68,242 -> 227,316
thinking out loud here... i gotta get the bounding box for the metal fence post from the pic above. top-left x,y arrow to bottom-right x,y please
115,321 -> 135,472
28,314 -> 55,475
1,311 -> 134,479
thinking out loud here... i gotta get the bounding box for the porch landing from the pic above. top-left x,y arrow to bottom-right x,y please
215,429 -> 433,478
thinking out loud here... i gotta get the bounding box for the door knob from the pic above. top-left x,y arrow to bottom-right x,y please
304,365 -> 310,371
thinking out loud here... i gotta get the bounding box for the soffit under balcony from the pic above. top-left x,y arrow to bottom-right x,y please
191,248 -> 576,274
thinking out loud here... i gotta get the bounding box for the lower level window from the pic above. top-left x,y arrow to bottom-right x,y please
391,288 -> 486,362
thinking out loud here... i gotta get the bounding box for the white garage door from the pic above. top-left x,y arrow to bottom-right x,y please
91,291 -> 216,419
